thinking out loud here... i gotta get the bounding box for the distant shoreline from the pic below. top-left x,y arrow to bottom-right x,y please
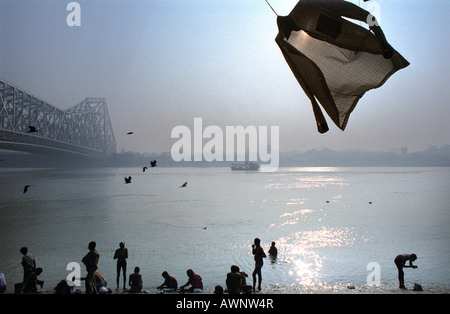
1,145 -> 450,168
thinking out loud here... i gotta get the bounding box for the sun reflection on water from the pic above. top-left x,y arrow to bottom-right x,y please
287,250 -> 322,286
277,227 -> 357,286
265,175 -> 348,190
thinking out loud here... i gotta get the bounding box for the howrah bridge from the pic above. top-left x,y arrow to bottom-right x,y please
0,79 -> 116,158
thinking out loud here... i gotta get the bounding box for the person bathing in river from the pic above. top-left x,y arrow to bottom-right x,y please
157,271 -> 178,292
113,242 -> 128,291
394,254 -> 418,289
252,238 -> 266,291
179,269 -> 203,293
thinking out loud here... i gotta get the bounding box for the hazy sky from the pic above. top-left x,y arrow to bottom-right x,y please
1,0 -> 449,154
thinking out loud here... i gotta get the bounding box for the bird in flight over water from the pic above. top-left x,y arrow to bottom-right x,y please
23,185 -> 34,193
27,126 -> 38,133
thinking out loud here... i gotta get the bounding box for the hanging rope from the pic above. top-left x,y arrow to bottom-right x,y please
264,0 -> 279,16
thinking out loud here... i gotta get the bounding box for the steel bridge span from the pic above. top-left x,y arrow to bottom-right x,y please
0,79 -> 116,158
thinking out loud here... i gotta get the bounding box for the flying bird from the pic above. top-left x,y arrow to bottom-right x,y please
143,166 -> 148,172
23,184 -> 34,193
180,182 -> 187,188
27,126 -> 37,133
124,176 -> 132,184
273,0 -> 409,133
150,160 -> 157,167
126,132 -> 134,135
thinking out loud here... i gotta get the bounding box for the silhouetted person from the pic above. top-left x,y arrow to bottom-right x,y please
268,241 -> 278,257
82,241 -> 100,294
23,267 -> 43,293
252,238 -> 266,291
93,272 -> 109,294
226,265 -> 243,294
20,247 -> 36,282
113,242 -> 128,291
394,254 -> 418,289
157,271 -> 178,291
214,285 -> 224,294
238,267 -> 252,294
180,269 -> 203,292
128,267 -> 143,293
54,279 -> 73,294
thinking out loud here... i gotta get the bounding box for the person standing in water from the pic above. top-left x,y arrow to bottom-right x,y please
394,254 -> 418,289
251,238 -> 266,291
268,241 -> 278,257
113,242 -> 128,291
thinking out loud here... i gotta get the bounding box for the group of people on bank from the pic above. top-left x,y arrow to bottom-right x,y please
10,238 -> 278,294
2,239 -> 418,294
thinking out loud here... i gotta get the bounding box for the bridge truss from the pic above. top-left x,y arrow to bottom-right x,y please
0,79 -> 116,157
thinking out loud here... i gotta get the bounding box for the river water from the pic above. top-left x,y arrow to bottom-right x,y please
0,166 -> 448,293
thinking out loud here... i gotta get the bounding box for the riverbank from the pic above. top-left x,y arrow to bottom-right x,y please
3,282 -> 449,295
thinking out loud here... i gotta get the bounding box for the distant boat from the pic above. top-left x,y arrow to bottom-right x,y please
231,161 -> 260,171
